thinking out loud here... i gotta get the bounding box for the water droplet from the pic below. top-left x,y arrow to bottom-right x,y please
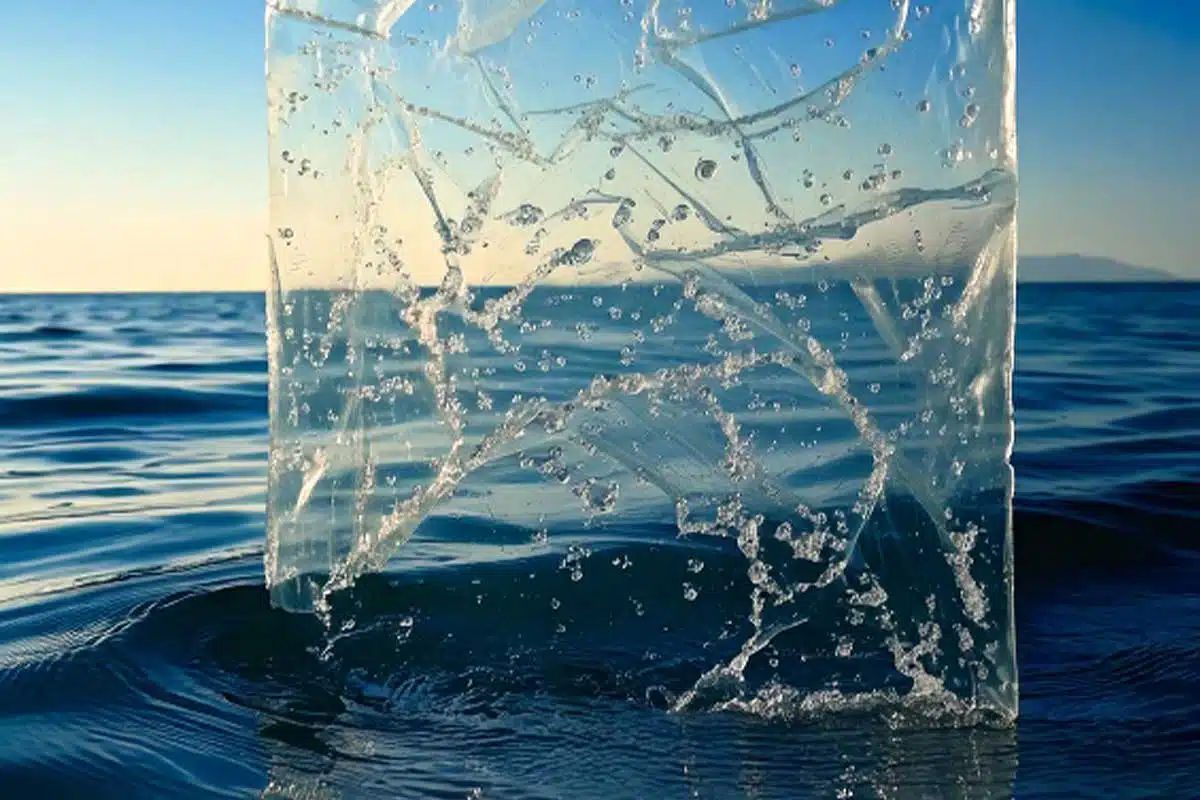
878,143 -> 892,156
604,167 -> 616,180
820,193 -> 832,206
561,238 -> 596,266
917,99 -> 931,113
507,203 -> 544,226
694,158 -> 717,180
790,63 -> 801,77
612,199 -> 634,228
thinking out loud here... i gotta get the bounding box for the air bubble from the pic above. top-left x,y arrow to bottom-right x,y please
507,203 -> 544,227
694,158 -> 717,180
612,199 -> 634,228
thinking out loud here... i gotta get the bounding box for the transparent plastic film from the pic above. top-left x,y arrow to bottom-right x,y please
266,0 -> 1018,720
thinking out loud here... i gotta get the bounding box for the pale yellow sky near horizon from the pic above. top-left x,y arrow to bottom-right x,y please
2,1 -> 1197,292
2,209 -> 267,294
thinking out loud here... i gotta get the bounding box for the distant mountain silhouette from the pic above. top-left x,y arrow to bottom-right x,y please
699,253 -> 1187,287
1019,255 -> 1183,282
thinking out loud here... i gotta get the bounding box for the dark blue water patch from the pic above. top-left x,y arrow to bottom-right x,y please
134,358 -> 268,374
38,485 -> 150,500
1013,378 -> 1134,411
1017,433 -> 1200,470
1113,404 -> 1200,434
7,425 -> 169,445
0,325 -> 89,343
0,509 -> 262,591
0,386 -> 266,429
1014,506 -> 1181,578
5,444 -> 146,465
32,325 -> 86,339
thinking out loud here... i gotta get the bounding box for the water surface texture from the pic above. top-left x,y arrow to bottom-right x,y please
0,286 -> 1197,798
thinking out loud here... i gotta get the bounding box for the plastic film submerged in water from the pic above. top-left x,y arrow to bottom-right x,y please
265,0 -> 1018,720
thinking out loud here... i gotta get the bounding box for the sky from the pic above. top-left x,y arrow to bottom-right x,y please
0,0 -> 1197,292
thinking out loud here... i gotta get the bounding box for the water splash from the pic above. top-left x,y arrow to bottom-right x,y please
265,0 -> 1017,722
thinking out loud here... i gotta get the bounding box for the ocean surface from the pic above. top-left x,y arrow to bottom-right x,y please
0,284 -> 1197,798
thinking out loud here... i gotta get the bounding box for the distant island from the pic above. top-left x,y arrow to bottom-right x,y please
1019,255 -> 1184,283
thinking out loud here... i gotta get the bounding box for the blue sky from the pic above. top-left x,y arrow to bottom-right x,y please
0,0 -> 1196,291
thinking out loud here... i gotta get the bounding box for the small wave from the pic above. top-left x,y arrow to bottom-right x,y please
134,358 -> 268,375
1092,643 -> 1200,688
0,386 -> 265,428
31,325 -> 86,339
0,325 -> 89,343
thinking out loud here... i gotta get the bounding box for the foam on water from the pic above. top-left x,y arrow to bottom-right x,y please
265,0 -> 1018,721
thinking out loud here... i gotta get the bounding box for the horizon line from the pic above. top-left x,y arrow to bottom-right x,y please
3,278 -> 1196,298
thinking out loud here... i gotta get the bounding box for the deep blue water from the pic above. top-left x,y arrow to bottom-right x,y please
0,284 -> 1197,798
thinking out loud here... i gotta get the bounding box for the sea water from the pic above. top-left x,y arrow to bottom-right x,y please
265,0 -> 1018,721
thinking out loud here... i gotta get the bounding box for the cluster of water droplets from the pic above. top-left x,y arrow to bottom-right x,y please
265,0 -> 1017,722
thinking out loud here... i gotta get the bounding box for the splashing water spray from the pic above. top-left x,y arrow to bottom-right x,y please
265,0 -> 1018,723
